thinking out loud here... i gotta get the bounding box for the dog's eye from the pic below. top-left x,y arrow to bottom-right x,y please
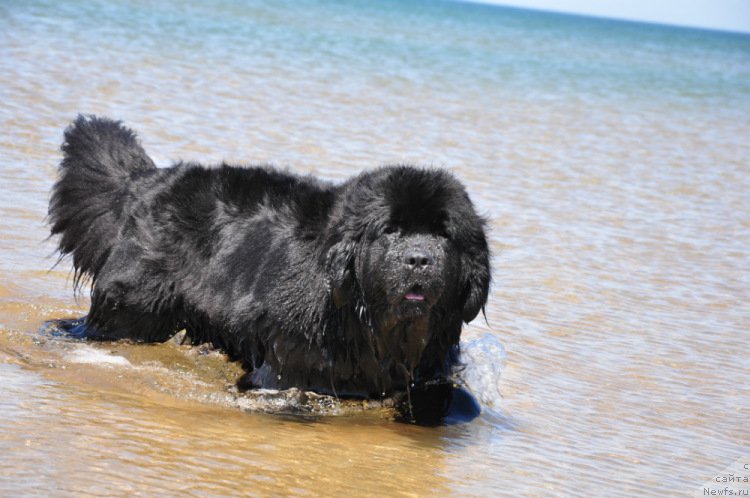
384,225 -> 399,235
430,224 -> 449,239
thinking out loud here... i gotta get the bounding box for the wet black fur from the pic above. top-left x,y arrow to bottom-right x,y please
49,115 -> 490,423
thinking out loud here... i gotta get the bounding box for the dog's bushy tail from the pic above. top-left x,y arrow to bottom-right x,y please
49,115 -> 156,286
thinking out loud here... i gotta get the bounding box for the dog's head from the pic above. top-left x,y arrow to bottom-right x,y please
325,167 -> 490,381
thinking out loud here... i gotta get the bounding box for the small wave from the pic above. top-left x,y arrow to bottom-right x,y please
64,344 -> 132,367
232,387 -> 395,419
36,321 -> 503,421
456,333 -> 506,409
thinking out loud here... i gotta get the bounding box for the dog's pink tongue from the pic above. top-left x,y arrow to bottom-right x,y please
404,292 -> 425,301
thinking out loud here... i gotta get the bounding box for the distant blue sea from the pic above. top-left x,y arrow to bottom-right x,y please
5,0 -> 750,112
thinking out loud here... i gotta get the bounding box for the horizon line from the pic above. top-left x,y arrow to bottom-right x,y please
454,0 -> 750,35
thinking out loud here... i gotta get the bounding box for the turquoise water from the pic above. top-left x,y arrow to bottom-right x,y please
1,0 -> 749,496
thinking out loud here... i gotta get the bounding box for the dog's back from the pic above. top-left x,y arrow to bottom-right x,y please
47,116 -> 336,346
49,115 -> 157,287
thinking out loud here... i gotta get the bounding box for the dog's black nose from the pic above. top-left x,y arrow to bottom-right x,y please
403,248 -> 434,269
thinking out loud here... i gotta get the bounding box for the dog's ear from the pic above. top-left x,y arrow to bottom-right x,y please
460,246 -> 490,323
444,193 -> 491,323
325,240 -> 356,309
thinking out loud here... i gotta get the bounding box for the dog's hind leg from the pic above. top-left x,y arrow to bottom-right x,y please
43,297 -> 180,343
70,241 -> 183,343
42,316 -> 93,339
85,296 -> 180,342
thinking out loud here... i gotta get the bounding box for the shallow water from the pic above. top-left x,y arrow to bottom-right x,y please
1,0 -> 749,495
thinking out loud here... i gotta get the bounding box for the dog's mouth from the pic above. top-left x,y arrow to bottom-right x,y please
393,285 -> 434,319
403,284 -> 431,304
404,291 -> 425,302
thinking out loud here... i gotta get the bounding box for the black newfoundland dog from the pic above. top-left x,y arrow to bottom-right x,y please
48,115 -> 490,424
